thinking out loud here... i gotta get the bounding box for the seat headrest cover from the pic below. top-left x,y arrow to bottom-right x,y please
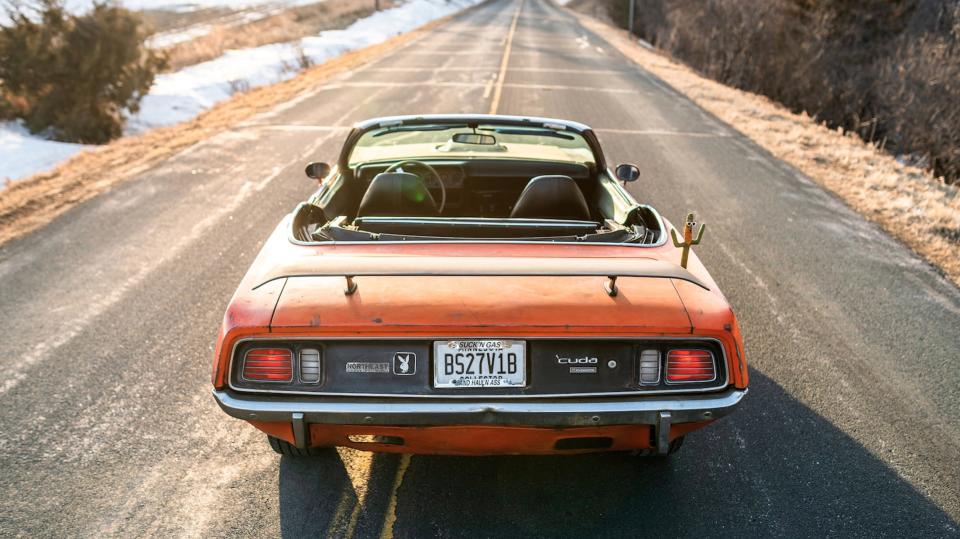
509,175 -> 591,221
356,172 -> 439,217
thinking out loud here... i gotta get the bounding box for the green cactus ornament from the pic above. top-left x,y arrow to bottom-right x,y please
670,212 -> 705,269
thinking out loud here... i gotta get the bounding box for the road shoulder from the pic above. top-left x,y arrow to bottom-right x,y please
0,6 -> 475,249
571,9 -> 960,290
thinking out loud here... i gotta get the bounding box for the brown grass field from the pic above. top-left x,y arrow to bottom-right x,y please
157,0 -> 396,71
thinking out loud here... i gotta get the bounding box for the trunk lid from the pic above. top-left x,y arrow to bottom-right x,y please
270,274 -> 692,335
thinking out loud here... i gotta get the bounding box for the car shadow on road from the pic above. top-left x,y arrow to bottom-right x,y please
277,371 -> 958,538
278,445 -> 407,538
277,450 -> 350,537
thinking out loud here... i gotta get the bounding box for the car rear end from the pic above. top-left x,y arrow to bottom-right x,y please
216,336 -> 744,455
211,246 -> 749,456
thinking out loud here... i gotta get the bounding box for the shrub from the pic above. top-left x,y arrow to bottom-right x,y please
603,0 -> 960,183
0,0 -> 166,143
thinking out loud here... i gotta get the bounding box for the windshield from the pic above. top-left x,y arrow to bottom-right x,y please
348,124 -> 596,166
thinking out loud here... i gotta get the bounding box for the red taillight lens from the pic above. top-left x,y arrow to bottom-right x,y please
243,348 -> 293,382
666,349 -> 715,383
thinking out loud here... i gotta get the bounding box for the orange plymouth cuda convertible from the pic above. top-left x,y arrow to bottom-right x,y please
211,115 -> 748,457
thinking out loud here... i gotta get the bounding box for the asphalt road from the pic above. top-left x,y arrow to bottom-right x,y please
1,0 -> 958,536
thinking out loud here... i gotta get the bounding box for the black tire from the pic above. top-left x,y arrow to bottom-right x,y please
267,435 -> 331,457
630,435 -> 685,457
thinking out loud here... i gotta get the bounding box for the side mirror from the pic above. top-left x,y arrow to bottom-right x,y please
305,161 -> 331,180
615,163 -> 640,183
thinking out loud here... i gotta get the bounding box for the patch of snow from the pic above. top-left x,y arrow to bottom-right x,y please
148,10 -> 273,48
0,124 -> 90,188
0,0 -> 480,183
147,7 -> 278,48
148,24 -> 216,48
127,0 -> 481,133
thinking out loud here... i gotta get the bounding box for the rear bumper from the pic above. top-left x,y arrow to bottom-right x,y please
213,387 -> 747,454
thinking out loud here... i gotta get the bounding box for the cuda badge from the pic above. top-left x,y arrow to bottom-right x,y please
393,352 -> 416,375
556,354 -> 598,364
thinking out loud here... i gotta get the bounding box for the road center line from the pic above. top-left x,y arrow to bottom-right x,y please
488,0 -> 524,114
378,454 -> 412,539
329,448 -> 374,538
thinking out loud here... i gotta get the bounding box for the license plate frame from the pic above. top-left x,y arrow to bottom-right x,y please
433,339 -> 527,389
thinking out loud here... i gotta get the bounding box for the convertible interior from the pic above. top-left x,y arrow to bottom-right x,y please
292,122 -> 664,244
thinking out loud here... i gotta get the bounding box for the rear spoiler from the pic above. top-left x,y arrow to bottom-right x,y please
253,256 -> 709,297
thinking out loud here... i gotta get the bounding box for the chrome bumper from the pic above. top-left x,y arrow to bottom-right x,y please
212,388 -> 747,454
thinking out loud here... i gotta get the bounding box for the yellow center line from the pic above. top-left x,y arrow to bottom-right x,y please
330,489 -> 356,535
378,454 -> 412,539
488,0 -> 525,115
344,498 -> 365,539
329,449 -> 374,538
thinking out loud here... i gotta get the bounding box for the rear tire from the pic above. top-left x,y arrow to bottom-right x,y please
631,435 -> 684,457
267,435 -> 331,457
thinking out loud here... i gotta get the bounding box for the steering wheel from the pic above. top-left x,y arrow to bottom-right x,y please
385,160 -> 446,214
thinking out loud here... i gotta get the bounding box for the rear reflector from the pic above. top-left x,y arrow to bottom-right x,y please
666,349 -> 716,383
638,349 -> 661,385
242,348 -> 293,382
300,348 -> 321,384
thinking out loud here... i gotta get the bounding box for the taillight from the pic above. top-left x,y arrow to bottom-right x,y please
665,349 -> 716,383
242,348 -> 293,382
300,348 -> 322,384
638,349 -> 661,385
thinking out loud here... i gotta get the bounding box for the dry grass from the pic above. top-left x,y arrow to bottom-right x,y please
140,6 -> 236,34
573,11 -> 960,289
161,0 -> 396,71
593,0 -> 960,184
0,17 -> 444,248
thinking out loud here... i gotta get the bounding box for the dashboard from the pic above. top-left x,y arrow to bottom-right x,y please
356,161 -> 465,189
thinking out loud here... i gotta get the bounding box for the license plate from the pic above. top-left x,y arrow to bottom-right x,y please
433,340 -> 526,388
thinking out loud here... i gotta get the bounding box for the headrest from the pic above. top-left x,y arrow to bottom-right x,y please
509,175 -> 591,221
356,172 -> 439,217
